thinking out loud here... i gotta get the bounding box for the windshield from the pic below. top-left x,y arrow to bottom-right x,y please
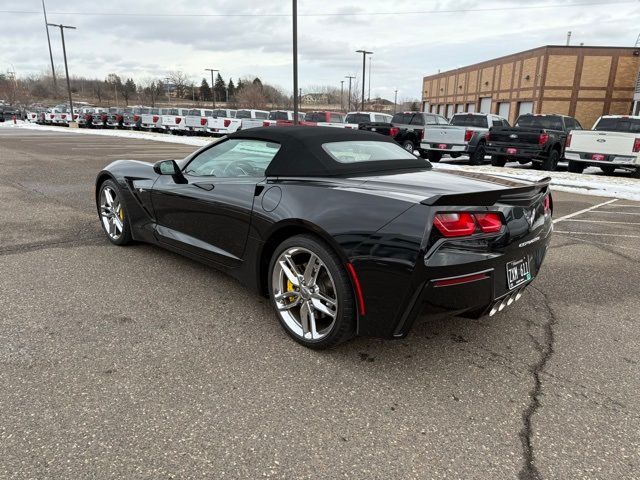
304,112 -> 326,122
322,141 -> 420,163
450,114 -> 488,128
516,115 -> 563,130
268,111 -> 289,120
236,110 -> 252,119
345,113 -> 371,124
594,117 -> 640,133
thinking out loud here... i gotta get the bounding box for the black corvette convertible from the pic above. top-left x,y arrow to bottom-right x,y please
95,127 -> 552,348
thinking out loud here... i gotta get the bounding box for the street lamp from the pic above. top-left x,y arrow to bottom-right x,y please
41,0 -> 56,90
394,89 -> 398,113
340,80 -> 344,112
355,49 -> 373,110
345,75 -> 355,111
47,23 -> 76,125
165,76 -> 171,105
205,68 -> 218,108
292,0 -> 299,125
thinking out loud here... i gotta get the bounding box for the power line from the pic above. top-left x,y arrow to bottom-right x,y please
0,1 -> 636,18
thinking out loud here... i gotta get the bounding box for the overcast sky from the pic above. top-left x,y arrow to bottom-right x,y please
1,0 -> 639,101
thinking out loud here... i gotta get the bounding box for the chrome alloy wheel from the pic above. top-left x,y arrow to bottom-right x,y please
99,186 -> 124,240
272,247 -> 338,341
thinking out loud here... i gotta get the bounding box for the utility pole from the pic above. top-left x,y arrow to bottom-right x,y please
340,80 -> 345,112
394,89 -> 398,113
165,76 -> 171,105
41,0 -> 56,90
205,68 -> 218,109
292,0 -> 299,125
368,57 -> 371,102
47,23 -> 76,125
356,50 -> 372,110
345,75 -> 355,111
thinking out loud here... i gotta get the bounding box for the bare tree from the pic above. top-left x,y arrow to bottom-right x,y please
169,71 -> 189,99
235,82 -> 268,109
139,78 -> 164,107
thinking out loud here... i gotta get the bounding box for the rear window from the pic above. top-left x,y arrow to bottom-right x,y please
149,108 -> 159,114
236,110 -> 252,119
322,141 -> 419,163
305,112 -> 326,122
345,113 -> 371,124
516,115 -> 563,130
166,109 -> 179,115
268,111 -> 289,120
188,109 -> 201,116
391,113 -> 410,124
329,113 -> 344,123
212,109 -> 227,117
594,117 -> 640,133
450,114 -> 488,128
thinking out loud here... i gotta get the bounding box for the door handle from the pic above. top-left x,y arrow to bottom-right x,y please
193,183 -> 215,191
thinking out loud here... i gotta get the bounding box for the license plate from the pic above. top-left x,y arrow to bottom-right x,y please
506,257 -> 531,290
591,154 -> 606,161
506,148 -> 518,155
438,143 -> 448,149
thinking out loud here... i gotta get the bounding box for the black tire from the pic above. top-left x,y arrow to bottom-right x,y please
267,234 -> 356,349
541,149 -> 560,171
599,165 -> 616,175
469,143 -> 486,165
631,168 -> 640,179
568,161 -> 585,173
96,179 -> 133,246
449,153 -> 461,159
401,140 -> 416,153
518,159 -> 530,165
491,155 -> 507,167
427,151 -> 442,163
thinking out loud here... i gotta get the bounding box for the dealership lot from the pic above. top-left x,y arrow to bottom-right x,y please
1,130 -> 639,479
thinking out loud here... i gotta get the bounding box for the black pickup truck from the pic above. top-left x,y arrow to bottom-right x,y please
389,111 -> 450,153
485,113 -> 581,170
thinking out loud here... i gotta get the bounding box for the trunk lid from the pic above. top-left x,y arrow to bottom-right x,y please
569,130 -> 638,155
489,127 -> 543,145
423,126 -> 468,145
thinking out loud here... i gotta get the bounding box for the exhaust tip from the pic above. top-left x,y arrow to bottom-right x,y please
515,290 -> 523,301
489,305 -> 498,316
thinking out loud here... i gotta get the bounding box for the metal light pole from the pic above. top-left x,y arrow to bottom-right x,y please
340,80 -> 344,112
292,0 -> 299,125
356,50 -> 372,110
368,57 -> 371,103
41,0 -> 56,90
345,75 -> 355,111
205,68 -> 218,109
165,76 -> 171,105
47,23 -> 76,124
394,89 -> 398,113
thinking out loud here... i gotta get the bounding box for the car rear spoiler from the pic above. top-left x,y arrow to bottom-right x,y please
421,177 -> 551,206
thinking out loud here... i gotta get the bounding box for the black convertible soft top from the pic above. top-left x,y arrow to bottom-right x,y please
227,126 -> 430,177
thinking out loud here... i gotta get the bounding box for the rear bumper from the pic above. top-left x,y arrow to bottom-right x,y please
565,151 -> 640,167
486,144 -> 547,161
421,142 -> 471,153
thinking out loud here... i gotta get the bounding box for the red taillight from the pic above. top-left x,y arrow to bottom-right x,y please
345,263 -> 366,316
200,118 -> 207,126
50,114 -> 55,119
565,133 -> 572,148
61,114 -> 66,119
116,114 -> 123,121
434,213 -> 477,237
539,132 -> 549,146
84,114 -> 92,120
485,132 -> 491,142
175,117 -> 182,124
263,121 -> 270,127
152,115 -> 159,123
389,127 -> 399,137
101,114 -> 108,121
464,129 -> 474,142
73,114 -> 78,119
633,138 -> 640,153
223,119 -> 231,127
133,115 -> 140,122
433,272 -> 490,288
474,213 -> 503,233
433,212 -> 504,237
543,193 -> 552,216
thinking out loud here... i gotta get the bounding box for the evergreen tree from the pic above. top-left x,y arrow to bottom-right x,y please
252,77 -> 262,89
237,78 -> 244,91
121,78 -> 136,105
227,79 -> 236,101
199,78 -> 212,101
214,73 -> 226,103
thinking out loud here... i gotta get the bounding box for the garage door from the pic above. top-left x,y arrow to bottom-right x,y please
466,103 -> 476,113
498,102 -> 510,120
456,104 -> 464,113
518,101 -> 534,116
446,104 -> 454,119
479,97 -> 492,113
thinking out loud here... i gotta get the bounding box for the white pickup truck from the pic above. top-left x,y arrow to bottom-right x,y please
161,108 -> 188,134
183,108 -> 216,134
236,109 -> 270,130
205,109 -> 241,136
421,112 -> 509,164
565,115 -> 640,176
140,108 -> 168,131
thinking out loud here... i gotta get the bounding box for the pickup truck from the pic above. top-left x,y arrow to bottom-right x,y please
304,111 -> 346,124
486,113 -> 580,171
161,108 -> 188,133
140,108 -> 167,131
236,109 -> 270,130
106,107 -> 126,128
122,107 -> 150,129
182,108 -> 215,134
346,111 -> 394,136
260,110 -> 306,127
391,111 -> 449,154
565,115 -> 640,176
421,112 -> 508,164
92,109 -> 109,128
77,107 -> 100,127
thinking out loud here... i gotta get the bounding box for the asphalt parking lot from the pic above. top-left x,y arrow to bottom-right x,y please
1,129 -> 639,479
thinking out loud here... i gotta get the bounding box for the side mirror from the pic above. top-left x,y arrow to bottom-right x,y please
153,159 -> 187,183
153,159 -> 180,175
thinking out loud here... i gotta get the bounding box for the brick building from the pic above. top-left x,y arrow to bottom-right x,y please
421,45 -> 640,128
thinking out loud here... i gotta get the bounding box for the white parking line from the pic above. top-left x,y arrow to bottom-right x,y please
588,210 -> 640,216
612,205 -> 640,208
555,231 -> 640,238
562,219 -> 640,225
553,199 -> 618,224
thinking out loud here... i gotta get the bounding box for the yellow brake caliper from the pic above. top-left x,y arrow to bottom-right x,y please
118,205 -> 124,221
287,279 -> 295,303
